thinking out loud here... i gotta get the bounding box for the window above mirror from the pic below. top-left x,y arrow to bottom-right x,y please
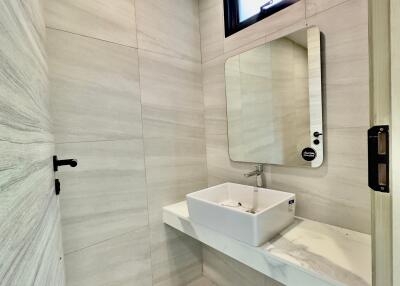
224,0 -> 300,37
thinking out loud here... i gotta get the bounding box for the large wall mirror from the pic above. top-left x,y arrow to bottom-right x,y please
225,26 -> 323,167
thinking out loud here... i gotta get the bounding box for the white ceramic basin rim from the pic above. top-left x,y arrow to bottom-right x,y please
186,183 -> 296,246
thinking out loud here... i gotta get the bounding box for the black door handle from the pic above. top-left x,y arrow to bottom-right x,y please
53,155 -> 78,172
53,156 -> 78,196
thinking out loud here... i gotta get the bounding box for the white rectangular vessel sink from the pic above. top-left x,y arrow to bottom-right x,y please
186,183 -> 295,246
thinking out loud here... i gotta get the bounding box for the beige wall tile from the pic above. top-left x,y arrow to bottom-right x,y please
64,230 -> 152,286
45,0 -> 137,47
308,0 -> 369,129
135,0 -> 201,61
306,0 -> 350,17
139,49 -> 207,285
149,225 -> 203,286
139,49 -> 204,112
55,139 -> 148,254
47,29 -> 142,143
202,58 -> 228,137
199,0 -> 224,63
270,127 -> 370,233
203,247 -> 283,286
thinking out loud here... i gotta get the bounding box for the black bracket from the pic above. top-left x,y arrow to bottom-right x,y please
368,125 -> 389,193
53,156 -> 78,196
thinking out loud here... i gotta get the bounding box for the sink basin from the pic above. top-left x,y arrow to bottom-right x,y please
186,183 -> 295,246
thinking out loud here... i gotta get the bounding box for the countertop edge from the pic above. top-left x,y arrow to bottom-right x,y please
163,201 -> 371,286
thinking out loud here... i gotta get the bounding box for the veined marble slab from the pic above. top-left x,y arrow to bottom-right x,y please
0,0 -> 65,286
163,201 -> 371,286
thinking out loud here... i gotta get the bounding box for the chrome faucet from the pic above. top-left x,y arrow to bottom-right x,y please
244,164 -> 264,188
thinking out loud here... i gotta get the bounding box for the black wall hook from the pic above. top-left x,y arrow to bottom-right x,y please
53,155 -> 78,172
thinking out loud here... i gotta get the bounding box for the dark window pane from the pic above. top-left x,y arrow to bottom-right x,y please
225,0 -> 300,37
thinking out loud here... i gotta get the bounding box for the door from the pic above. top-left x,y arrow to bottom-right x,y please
390,1 -> 400,285
0,1 -> 65,285
369,0 -> 399,285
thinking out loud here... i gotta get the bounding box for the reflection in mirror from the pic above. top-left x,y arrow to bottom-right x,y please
225,27 -> 323,167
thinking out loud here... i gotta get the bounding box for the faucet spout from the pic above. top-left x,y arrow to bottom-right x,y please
244,164 -> 264,188
244,170 -> 258,177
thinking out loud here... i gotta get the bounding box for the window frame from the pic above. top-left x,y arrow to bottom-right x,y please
223,0 -> 300,37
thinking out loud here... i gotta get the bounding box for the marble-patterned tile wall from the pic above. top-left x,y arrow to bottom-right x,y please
46,0 -> 206,285
199,0 -> 369,284
0,1 -> 65,286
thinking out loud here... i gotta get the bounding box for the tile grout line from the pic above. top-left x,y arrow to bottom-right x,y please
45,26 -> 202,64
132,0 -> 155,285
54,137 -> 143,145
305,0 -> 308,25
306,0 -> 353,19
45,26 -> 137,50
196,0 -> 208,279
63,228 -> 142,256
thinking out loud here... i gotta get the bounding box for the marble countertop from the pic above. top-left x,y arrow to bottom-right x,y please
163,201 -> 371,286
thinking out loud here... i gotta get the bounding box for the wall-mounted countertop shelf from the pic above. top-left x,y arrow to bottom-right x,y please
163,201 -> 371,286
